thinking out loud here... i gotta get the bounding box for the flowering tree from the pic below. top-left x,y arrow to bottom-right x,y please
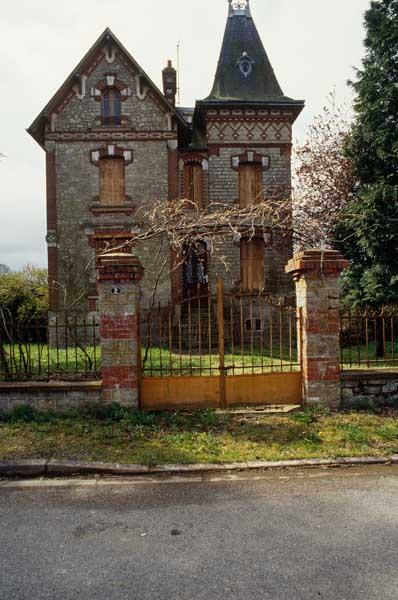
293,95 -> 357,249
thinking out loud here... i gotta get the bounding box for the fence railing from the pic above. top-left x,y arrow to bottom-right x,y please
340,306 -> 398,369
141,286 -> 301,377
0,316 -> 100,381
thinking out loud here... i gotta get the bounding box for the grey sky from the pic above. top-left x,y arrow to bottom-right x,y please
0,0 -> 370,271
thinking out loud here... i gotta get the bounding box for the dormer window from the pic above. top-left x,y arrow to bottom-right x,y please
101,87 -> 122,126
237,52 -> 255,79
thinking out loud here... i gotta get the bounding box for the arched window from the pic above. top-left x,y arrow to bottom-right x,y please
101,87 -> 122,126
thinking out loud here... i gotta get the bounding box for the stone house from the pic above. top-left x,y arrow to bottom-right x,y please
28,0 -> 304,321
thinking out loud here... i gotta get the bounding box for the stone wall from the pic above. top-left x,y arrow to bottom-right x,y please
0,382 -> 101,413
341,371 -> 398,408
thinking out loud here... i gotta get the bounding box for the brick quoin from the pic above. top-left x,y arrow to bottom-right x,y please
286,249 -> 348,409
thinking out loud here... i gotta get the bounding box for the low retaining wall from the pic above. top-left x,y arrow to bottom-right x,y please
341,370 -> 398,407
2,371 -> 398,414
0,382 -> 102,413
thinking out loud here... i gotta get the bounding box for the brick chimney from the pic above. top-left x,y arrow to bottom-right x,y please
162,60 -> 177,106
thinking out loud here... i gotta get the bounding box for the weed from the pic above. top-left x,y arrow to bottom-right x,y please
339,424 -> 371,444
343,396 -> 377,413
376,425 -> 398,441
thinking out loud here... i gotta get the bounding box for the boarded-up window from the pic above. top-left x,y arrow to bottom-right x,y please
99,158 -> 125,205
239,163 -> 263,208
240,238 -> 265,291
183,163 -> 203,209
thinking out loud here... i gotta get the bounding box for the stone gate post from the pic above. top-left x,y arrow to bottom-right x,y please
97,253 -> 144,407
286,249 -> 348,409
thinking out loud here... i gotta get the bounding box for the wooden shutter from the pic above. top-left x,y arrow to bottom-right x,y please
183,163 -> 203,209
239,164 -> 263,208
240,238 -> 265,291
99,158 -> 125,205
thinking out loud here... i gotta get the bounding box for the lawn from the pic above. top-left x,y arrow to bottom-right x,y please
1,344 -> 299,379
1,405 -> 398,465
341,340 -> 398,369
2,340 -> 398,381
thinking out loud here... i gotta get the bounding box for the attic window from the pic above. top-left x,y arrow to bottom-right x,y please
237,52 -> 255,79
101,87 -> 122,126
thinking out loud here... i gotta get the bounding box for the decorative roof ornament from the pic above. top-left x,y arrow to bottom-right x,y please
236,52 -> 255,78
228,0 -> 252,17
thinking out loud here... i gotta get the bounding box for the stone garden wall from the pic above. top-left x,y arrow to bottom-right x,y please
341,370 -> 398,408
0,382 -> 102,413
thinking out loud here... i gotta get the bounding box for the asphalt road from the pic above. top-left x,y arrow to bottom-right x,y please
1,466 -> 398,600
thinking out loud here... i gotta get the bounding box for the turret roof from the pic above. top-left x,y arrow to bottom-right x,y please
204,0 -> 304,107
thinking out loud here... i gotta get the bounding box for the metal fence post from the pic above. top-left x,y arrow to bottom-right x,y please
217,278 -> 226,409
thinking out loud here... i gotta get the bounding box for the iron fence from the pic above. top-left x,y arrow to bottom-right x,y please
141,286 -> 301,377
340,306 -> 398,369
0,316 -> 100,381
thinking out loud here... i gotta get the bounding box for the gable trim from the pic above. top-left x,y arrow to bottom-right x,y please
28,28 -> 187,148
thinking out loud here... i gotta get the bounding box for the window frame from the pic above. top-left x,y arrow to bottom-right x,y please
101,87 -> 122,126
99,156 -> 126,206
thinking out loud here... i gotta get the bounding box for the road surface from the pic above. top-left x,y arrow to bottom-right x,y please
1,466 -> 398,599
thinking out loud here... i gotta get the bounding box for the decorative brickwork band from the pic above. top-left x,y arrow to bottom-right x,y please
98,253 -> 144,407
286,249 -> 349,408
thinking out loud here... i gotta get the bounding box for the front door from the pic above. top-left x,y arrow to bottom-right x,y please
182,242 -> 208,298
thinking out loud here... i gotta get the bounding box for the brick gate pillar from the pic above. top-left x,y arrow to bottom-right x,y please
286,250 -> 348,409
97,253 -> 144,407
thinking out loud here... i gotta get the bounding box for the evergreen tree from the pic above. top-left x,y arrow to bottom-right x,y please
338,0 -> 398,305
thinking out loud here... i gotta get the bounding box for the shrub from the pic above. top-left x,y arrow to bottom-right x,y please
0,266 -> 48,347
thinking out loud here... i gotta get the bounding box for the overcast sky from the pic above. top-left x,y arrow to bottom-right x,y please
0,0 -> 370,271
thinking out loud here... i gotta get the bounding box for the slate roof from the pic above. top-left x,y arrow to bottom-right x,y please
204,1 -> 304,107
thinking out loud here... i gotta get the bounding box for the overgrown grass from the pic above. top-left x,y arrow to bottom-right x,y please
1,404 -> 398,465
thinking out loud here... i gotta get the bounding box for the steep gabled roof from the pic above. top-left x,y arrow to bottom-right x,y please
28,28 -> 187,147
204,0 -> 304,107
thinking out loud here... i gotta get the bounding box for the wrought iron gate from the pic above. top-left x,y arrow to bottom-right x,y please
140,280 -> 302,410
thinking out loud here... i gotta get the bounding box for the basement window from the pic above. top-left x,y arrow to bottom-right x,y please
246,318 -> 263,332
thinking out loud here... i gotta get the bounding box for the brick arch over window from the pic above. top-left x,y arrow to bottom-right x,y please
90,145 -> 133,166
91,75 -> 132,127
91,75 -> 132,98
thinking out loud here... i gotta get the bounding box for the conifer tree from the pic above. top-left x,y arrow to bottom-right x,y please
338,0 -> 398,306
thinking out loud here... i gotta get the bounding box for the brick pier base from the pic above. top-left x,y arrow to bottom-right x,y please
286,249 -> 348,408
97,253 -> 144,407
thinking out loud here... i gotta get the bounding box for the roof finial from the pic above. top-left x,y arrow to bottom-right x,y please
228,1 -> 252,18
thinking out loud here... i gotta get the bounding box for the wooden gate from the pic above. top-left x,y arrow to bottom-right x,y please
140,281 -> 302,410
